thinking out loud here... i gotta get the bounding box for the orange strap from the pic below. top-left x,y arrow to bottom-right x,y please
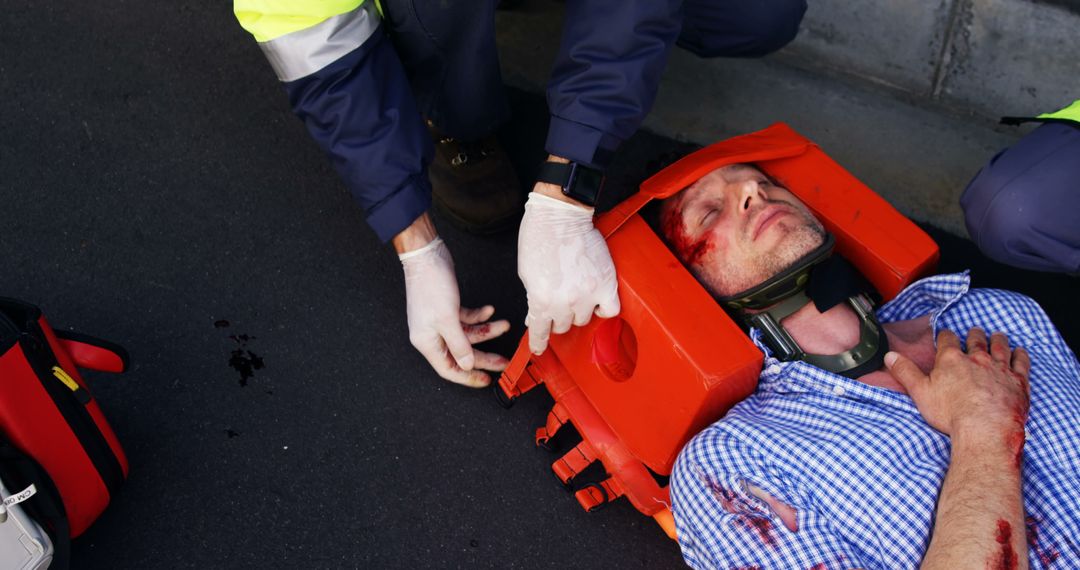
495,340 -> 543,402
535,402 -> 571,449
551,440 -> 597,487
575,477 -> 625,512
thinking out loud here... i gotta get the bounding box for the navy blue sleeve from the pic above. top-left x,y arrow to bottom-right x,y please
284,28 -> 432,242
545,0 -> 683,169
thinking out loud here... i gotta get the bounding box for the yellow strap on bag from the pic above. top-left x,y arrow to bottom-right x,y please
51,366 -> 80,392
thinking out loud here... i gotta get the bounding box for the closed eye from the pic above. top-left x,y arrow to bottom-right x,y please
700,208 -> 718,228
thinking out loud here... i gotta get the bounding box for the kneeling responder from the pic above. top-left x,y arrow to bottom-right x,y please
232,0 -> 807,387
962,99 -> 1080,275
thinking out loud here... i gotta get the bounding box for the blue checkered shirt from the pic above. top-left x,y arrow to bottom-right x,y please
670,272 -> 1080,569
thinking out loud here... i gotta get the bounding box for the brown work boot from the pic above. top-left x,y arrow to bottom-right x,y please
427,121 -> 524,234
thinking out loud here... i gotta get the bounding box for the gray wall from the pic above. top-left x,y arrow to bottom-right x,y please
778,0 -> 1080,118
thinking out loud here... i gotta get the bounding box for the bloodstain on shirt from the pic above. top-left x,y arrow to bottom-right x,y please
807,564 -> 828,570
697,472 -> 780,550
993,519 -> 1019,570
1026,515 -> 1061,567
735,515 -> 778,549
702,477 -> 739,514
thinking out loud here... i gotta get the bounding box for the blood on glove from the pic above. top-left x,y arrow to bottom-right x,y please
400,237 -> 510,387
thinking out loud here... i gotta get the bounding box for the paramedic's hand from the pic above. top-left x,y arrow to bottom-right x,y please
518,188 -> 620,356
398,231 -> 510,388
884,328 -> 1030,437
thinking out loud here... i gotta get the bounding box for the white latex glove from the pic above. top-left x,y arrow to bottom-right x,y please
400,237 -> 510,387
517,192 -> 620,355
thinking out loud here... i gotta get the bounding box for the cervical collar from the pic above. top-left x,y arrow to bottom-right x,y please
718,233 -> 890,379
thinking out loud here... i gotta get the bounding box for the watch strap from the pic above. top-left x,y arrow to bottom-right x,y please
536,161 -> 604,207
536,161 -> 573,187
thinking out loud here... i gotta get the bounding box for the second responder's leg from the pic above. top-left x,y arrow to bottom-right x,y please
381,0 -> 522,234
677,0 -> 807,58
381,0 -> 508,140
960,123 -> 1080,274
545,0 -> 685,169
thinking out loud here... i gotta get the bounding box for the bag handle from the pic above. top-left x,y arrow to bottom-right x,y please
54,330 -> 130,374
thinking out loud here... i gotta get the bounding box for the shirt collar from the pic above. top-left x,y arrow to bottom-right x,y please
751,272 -> 972,399
877,271 -> 971,332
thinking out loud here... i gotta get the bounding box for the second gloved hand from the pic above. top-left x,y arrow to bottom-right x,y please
400,237 -> 510,387
517,192 -> 620,355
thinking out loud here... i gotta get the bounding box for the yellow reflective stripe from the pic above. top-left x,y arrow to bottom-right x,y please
253,1 -> 381,82
51,366 -> 80,392
1037,99 -> 1080,123
234,0 -> 365,43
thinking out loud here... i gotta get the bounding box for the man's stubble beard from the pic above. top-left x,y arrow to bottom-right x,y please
700,207 -> 827,298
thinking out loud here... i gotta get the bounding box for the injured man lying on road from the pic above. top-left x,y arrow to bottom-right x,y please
662,164 -> 1079,570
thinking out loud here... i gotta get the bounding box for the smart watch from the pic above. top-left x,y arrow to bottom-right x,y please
535,161 -> 605,207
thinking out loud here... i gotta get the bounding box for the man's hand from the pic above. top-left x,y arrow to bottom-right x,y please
888,328 -> 1032,570
517,186 -> 620,355
398,233 -> 510,387
885,328 -> 1030,437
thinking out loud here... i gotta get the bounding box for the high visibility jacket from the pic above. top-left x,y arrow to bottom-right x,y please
234,0 -> 683,241
1001,99 -> 1080,128
1038,99 -> 1080,123
235,0 -> 432,242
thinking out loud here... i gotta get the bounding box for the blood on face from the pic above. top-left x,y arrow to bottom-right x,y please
662,203 -> 716,268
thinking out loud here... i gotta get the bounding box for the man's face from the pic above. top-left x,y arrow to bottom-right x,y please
659,164 -> 826,297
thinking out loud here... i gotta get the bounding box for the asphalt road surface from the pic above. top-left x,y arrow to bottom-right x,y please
2,2 -> 1075,568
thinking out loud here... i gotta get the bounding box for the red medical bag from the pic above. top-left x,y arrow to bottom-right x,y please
0,297 -> 129,545
496,123 -> 940,538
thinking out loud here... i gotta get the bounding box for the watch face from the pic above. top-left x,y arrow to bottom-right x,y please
570,164 -> 604,203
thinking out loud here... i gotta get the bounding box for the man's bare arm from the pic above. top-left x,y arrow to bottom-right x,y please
885,328 -> 1031,570
924,425 -> 1026,569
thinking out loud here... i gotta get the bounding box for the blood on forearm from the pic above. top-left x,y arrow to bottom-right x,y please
921,429 -> 1028,570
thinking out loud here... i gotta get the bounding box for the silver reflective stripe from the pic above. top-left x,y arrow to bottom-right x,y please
258,2 -> 381,82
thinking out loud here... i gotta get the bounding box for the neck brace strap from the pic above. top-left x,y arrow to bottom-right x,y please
718,234 -> 890,379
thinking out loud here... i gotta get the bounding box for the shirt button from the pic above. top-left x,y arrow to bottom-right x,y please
766,364 -> 782,374
831,385 -> 846,396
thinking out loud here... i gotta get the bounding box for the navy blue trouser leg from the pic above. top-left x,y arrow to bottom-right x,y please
960,123 -> 1080,274
678,0 -> 807,58
381,0 -> 508,141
